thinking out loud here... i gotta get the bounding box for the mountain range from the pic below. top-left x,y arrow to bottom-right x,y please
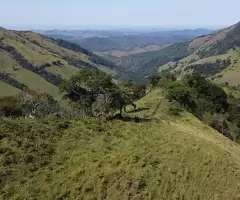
107,22 -> 240,84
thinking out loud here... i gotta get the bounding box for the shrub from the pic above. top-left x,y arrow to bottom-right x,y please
0,96 -> 23,117
167,101 -> 183,116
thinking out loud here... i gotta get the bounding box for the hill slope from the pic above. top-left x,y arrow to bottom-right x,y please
1,88 -> 240,199
157,22 -> 240,86
105,22 -> 240,83
0,28 -> 119,98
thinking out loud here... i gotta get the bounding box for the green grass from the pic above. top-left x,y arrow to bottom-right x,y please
0,81 -> 21,96
9,67 -> 61,100
1,89 -> 240,199
4,37 -> 58,66
1,114 -> 240,200
45,65 -> 80,80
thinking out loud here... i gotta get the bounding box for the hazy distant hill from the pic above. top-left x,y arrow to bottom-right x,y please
37,29 -> 212,52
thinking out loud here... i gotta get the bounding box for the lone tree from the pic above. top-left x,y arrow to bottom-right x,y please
59,69 -> 135,117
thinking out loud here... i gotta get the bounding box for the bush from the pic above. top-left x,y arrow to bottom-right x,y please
0,96 -> 23,117
166,81 -> 193,107
167,101 -> 183,116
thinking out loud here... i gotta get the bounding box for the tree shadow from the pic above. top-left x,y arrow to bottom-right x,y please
126,107 -> 150,113
107,113 -> 151,123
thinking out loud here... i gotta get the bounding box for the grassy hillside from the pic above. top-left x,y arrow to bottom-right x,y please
0,28 -> 119,99
95,44 -> 169,58
0,81 -> 21,96
99,22 -> 240,83
1,88 -> 240,199
157,22 -> 240,86
113,41 -> 191,82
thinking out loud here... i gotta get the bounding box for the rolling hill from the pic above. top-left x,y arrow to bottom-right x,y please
1,87 -> 240,199
38,29 -> 212,53
0,28 -> 120,99
157,22 -> 240,86
106,22 -> 240,83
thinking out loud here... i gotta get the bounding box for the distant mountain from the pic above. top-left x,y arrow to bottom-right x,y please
36,29 -> 213,52
0,28 -> 120,99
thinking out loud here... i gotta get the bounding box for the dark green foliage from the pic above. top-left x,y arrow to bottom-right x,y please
0,96 -> 23,116
55,39 -> 119,70
209,119 -> 234,140
166,81 -> 194,108
131,84 -> 146,100
165,72 -> 240,141
60,69 -> 134,117
114,41 -> 191,82
63,56 -> 97,69
150,72 -> 176,87
167,101 -> 183,116
118,82 -> 146,101
149,73 -> 162,87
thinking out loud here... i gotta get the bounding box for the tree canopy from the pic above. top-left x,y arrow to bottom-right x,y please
59,69 -> 135,117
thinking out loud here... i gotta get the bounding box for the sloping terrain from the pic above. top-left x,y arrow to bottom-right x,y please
95,44 -> 169,58
0,28 -> 119,99
40,29 -> 212,53
103,22 -> 240,83
158,22 -> 240,86
1,88 -> 240,199
113,41 -> 191,82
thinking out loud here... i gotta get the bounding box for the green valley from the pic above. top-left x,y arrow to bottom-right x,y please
1,14 -> 240,200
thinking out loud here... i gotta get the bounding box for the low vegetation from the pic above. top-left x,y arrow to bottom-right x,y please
151,72 -> 240,141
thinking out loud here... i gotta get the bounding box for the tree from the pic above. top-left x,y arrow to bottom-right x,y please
166,81 -> 195,108
149,72 -> 176,87
60,69 -> 134,117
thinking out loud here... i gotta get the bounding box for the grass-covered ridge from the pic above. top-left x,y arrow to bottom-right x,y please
1,113 -> 240,199
1,84 -> 240,199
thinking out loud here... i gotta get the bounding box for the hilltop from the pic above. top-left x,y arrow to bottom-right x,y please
0,28 -> 119,99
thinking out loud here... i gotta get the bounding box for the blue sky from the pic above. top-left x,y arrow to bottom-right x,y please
1,0 -> 240,29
